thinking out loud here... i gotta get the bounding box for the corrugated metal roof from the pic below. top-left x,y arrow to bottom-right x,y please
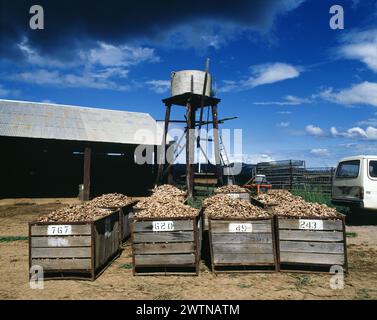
0,99 -> 163,145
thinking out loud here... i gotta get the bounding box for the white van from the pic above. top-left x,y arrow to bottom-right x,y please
332,155 -> 377,210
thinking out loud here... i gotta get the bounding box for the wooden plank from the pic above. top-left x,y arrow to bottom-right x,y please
31,236 -> 91,247
31,224 -> 91,236
134,220 -> 194,232
211,233 -> 272,244
213,253 -> 274,264
212,243 -> 273,254
133,231 -> 194,243
31,247 -> 91,258
279,218 -> 343,231
211,221 -> 272,233
31,258 -> 91,270
279,230 -> 344,242
280,252 -> 345,265
280,241 -> 344,254
133,243 -> 195,254
134,254 -> 196,265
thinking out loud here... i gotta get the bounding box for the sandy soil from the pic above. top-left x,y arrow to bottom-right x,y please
0,199 -> 376,300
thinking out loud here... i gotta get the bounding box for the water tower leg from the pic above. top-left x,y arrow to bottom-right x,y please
212,105 -> 224,186
156,103 -> 171,185
186,102 -> 195,199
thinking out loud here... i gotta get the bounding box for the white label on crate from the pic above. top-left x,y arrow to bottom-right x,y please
152,221 -> 174,232
227,193 -> 240,199
48,237 -> 69,247
299,219 -> 323,230
47,225 -> 72,235
228,223 -> 253,233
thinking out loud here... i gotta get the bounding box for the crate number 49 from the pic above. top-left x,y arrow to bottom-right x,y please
152,221 -> 174,232
47,225 -> 72,235
229,223 -> 252,233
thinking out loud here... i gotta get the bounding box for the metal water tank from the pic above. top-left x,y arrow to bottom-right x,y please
171,70 -> 212,97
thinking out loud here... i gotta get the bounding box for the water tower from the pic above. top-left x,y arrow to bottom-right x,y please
156,60 -> 230,199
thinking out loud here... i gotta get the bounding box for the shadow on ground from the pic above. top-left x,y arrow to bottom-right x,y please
346,208 -> 377,226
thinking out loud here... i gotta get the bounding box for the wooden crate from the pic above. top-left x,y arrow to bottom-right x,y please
131,212 -> 202,275
208,216 -> 278,273
29,210 -> 121,280
276,215 -> 348,273
216,192 -> 251,203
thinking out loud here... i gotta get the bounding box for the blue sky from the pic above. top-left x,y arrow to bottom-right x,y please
1,0 -> 377,166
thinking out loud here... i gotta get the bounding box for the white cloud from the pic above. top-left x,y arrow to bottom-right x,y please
331,125 -> 377,140
219,80 -> 238,93
254,95 -> 310,106
12,69 -> 131,91
319,81 -> 377,107
310,148 -> 330,157
243,154 -> 275,164
277,111 -> 292,114
146,80 -> 171,94
356,118 -> 377,126
338,29 -> 377,72
276,122 -> 290,128
220,62 -> 300,92
306,124 -> 325,137
13,39 -> 159,91
87,42 -> 160,67
246,63 -> 300,88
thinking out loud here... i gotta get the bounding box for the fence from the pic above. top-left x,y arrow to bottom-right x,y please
256,160 -> 335,195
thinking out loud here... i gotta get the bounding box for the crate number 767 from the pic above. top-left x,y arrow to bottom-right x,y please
47,225 -> 72,235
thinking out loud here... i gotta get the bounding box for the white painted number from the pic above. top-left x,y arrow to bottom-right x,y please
228,193 -> 240,199
47,225 -> 72,235
229,223 -> 252,233
299,219 -> 324,230
152,221 -> 174,232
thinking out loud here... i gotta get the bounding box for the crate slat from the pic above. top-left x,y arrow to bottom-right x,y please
133,220 -> 194,232
279,230 -> 344,242
212,243 -> 273,254
134,254 -> 196,265
211,233 -> 272,244
279,252 -> 345,265
133,243 -> 195,254
31,236 -> 91,247
211,221 -> 271,233
279,218 -> 343,231
31,258 -> 92,270
214,253 -> 275,264
31,224 -> 91,236
133,231 -> 194,243
280,241 -> 344,254
31,247 -> 91,258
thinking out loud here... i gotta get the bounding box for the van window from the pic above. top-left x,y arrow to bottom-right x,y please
369,161 -> 377,178
336,160 -> 360,178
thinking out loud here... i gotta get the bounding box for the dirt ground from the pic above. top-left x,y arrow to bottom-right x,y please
1,198 -> 377,300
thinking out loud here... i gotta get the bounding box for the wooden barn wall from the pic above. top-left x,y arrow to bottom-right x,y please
0,137 -> 156,198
